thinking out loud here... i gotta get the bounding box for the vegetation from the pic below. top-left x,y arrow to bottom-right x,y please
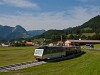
64,15 -> 100,34
0,45 -> 100,75
0,25 -> 28,41
0,46 -> 38,66
94,44 -> 100,48
37,15 -> 100,41
1,15 -> 100,44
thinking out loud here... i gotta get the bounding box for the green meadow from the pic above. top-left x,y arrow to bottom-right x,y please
0,45 -> 100,75
0,46 -> 38,66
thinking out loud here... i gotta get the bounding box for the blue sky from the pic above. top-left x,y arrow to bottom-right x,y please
0,0 -> 99,30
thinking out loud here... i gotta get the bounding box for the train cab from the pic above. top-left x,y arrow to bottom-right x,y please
34,46 -> 47,60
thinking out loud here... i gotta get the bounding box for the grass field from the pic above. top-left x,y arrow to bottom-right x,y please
0,46 -> 100,75
0,46 -> 38,66
94,44 -> 100,48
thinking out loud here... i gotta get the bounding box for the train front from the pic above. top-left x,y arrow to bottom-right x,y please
34,46 -> 44,60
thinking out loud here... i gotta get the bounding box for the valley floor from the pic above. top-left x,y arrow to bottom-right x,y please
0,46 -> 100,75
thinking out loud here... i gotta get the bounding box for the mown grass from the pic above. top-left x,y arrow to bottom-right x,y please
94,44 -> 100,48
82,33 -> 96,37
0,46 -> 38,66
0,48 -> 100,75
0,50 -> 100,75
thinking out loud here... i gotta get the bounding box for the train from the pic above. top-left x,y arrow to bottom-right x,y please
34,46 -> 81,60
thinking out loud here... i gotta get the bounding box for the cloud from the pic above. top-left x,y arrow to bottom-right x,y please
0,12 -> 68,30
67,6 -> 100,22
0,6 -> 99,30
1,0 -> 39,9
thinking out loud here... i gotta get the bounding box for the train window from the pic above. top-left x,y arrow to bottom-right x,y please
38,46 -> 48,49
43,46 -> 64,55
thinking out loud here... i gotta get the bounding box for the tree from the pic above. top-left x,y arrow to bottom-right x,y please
68,34 -> 74,39
81,35 -> 87,40
92,34 -> 100,40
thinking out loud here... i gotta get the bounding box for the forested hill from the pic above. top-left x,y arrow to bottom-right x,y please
41,15 -> 100,41
64,15 -> 100,34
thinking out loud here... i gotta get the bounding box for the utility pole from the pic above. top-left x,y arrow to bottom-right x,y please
61,35 -> 62,46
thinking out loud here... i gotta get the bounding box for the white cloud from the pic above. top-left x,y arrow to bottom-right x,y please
67,6 -> 100,25
1,0 -> 39,9
0,6 -> 99,30
0,12 -> 68,30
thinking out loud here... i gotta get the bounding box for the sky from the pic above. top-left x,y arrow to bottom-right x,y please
0,0 -> 100,30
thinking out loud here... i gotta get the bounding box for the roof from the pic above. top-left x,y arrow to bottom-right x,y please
66,40 -> 100,44
26,42 -> 33,45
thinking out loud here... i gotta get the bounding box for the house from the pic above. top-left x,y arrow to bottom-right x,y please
65,41 -> 72,46
57,41 -> 64,46
48,43 -> 54,46
0,43 -> 9,47
33,41 -> 41,46
25,42 -> 33,46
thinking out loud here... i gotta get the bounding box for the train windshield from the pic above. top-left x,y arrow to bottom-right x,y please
34,49 -> 44,56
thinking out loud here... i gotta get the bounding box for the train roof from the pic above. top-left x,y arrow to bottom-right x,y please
66,40 -> 100,44
37,46 -> 79,49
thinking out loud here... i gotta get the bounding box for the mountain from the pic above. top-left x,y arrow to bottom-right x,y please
0,25 -> 29,40
28,30 -> 45,37
42,15 -> 100,40
0,15 -> 99,41
0,25 -> 46,41
64,15 -> 100,34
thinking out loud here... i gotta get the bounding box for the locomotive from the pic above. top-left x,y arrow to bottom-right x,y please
34,46 -> 81,60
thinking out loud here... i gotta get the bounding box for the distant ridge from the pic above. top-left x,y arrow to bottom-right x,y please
0,15 -> 100,41
0,25 -> 46,41
27,30 -> 45,37
0,25 -> 29,40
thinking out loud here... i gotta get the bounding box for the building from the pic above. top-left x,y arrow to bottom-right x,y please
25,42 -> 33,46
0,43 -> 9,47
65,40 -> 100,46
57,41 -> 64,46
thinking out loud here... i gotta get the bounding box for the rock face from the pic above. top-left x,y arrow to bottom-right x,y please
0,25 -> 29,40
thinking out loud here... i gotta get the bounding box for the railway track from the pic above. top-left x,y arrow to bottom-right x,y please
0,52 -> 84,72
0,61 -> 47,72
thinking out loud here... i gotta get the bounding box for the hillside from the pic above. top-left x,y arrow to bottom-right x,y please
42,15 -> 100,41
0,25 -> 29,40
0,25 -> 46,41
64,15 -> 100,34
0,15 -> 99,41
28,30 -> 45,37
